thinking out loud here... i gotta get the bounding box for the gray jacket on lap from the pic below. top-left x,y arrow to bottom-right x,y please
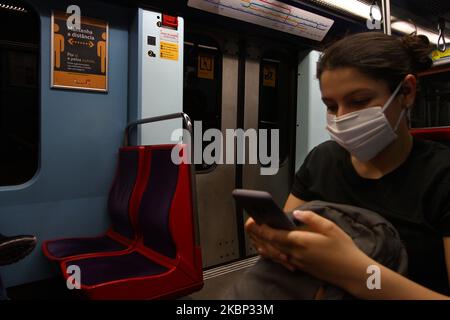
225,200 -> 408,300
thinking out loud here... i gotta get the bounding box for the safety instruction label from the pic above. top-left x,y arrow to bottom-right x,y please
198,54 -> 214,79
263,64 -> 276,87
160,41 -> 179,60
160,29 -> 179,43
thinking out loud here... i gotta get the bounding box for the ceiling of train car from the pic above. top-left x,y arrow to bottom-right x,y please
317,0 -> 450,21
102,0 -> 367,48
293,0 -> 449,42
389,0 -> 450,35
104,0 -> 450,21
101,0 -> 449,45
391,0 -> 450,20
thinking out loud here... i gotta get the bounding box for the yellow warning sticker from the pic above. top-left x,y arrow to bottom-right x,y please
160,41 -> 178,61
431,48 -> 450,61
263,65 -> 276,87
198,54 -> 214,80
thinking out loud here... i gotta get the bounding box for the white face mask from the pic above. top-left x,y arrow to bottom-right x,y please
326,81 -> 406,162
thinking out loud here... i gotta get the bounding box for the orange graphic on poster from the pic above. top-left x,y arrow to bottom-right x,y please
53,23 -> 65,69
97,32 -> 107,73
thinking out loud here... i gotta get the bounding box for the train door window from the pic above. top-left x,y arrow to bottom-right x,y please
183,34 -> 222,172
258,57 -> 290,165
0,2 -> 39,186
411,70 -> 450,128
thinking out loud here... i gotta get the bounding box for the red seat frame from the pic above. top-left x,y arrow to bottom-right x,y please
43,144 -> 203,299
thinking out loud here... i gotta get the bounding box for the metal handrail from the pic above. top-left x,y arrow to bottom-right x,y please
124,112 -> 200,247
124,112 -> 193,147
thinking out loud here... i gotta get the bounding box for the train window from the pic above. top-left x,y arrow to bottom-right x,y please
258,57 -> 290,165
183,34 -> 222,172
0,2 -> 39,186
411,70 -> 450,128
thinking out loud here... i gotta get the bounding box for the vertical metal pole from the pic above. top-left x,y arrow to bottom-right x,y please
381,0 -> 391,35
235,37 -> 247,259
182,113 -> 201,248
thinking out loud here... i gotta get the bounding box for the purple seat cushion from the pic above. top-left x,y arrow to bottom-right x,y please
67,252 -> 168,286
46,236 -> 127,258
109,149 -> 139,239
139,150 -> 178,258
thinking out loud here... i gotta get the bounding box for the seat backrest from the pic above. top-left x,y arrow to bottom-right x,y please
108,147 -> 141,240
138,146 -> 180,259
410,128 -> 450,147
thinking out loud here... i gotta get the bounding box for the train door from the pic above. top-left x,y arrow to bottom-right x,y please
183,25 -> 297,267
184,26 -> 241,268
241,40 -> 297,256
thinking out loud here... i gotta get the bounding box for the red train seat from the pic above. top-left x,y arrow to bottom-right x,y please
410,127 -> 450,146
43,144 -> 203,299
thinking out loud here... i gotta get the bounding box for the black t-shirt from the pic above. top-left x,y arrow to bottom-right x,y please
292,138 -> 450,295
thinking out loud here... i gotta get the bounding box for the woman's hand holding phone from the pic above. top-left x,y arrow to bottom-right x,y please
245,216 -> 298,271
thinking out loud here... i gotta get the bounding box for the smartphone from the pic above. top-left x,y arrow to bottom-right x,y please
232,189 -> 298,230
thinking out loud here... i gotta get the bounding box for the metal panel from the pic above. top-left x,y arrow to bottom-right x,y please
196,54 -> 240,267
136,9 -> 184,145
242,57 -> 292,256
296,50 -> 329,171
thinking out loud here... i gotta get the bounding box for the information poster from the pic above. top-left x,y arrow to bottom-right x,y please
51,11 -> 108,91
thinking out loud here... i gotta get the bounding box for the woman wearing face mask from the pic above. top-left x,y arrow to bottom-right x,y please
246,32 -> 450,299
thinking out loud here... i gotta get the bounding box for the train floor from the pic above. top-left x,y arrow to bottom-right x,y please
184,256 -> 259,300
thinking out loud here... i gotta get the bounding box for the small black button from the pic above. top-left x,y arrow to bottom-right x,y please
147,36 -> 156,46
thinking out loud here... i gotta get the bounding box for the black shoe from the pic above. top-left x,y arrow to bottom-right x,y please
0,235 -> 37,266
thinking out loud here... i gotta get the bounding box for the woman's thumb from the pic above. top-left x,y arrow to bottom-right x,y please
293,210 -> 336,235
